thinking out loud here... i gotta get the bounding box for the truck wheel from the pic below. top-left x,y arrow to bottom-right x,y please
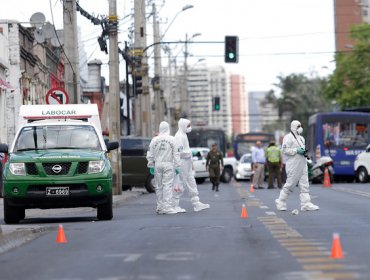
122,185 -> 132,191
4,198 -> 24,224
195,178 -> 205,184
221,167 -> 233,183
357,167 -> 369,183
97,193 -> 113,220
145,174 -> 155,193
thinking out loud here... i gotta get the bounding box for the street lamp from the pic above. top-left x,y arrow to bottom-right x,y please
150,3 -> 194,131
161,5 -> 194,41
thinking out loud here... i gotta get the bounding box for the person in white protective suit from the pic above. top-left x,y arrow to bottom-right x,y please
173,118 -> 210,212
275,120 -> 320,211
147,121 -> 181,214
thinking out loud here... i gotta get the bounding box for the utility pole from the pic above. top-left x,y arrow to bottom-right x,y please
181,33 -> 189,117
125,42 -> 131,135
134,0 -> 151,136
152,3 -> 164,130
63,0 -> 80,104
108,0 -> 122,195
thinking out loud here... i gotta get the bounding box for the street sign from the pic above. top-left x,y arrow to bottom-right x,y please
46,88 -> 69,105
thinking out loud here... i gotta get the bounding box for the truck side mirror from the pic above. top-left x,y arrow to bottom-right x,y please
0,143 -> 9,154
106,141 -> 119,152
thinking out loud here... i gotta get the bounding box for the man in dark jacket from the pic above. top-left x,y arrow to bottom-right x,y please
206,143 -> 224,191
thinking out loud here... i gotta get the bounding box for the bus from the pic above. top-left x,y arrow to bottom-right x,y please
233,132 -> 275,160
187,126 -> 227,155
307,111 -> 370,179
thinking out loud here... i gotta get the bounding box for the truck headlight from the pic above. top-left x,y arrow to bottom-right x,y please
88,160 -> 105,174
9,163 -> 26,176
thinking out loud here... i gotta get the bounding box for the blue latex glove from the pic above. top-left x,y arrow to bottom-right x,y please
297,147 -> 305,155
175,168 -> 180,175
149,167 -> 155,175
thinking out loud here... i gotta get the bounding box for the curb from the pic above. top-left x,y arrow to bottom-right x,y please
0,225 -> 52,255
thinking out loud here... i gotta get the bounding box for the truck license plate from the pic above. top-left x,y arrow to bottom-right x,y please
46,187 -> 69,196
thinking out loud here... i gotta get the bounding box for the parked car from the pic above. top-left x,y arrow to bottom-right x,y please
191,148 -> 210,184
120,136 -> 155,193
234,153 -> 254,181
354,144 -> 370,183
191,147 -> 237,184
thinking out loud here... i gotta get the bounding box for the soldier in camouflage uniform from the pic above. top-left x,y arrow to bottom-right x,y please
206,143 -> 224,191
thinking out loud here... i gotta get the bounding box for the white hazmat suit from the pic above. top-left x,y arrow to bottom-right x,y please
173,118 -> 210,212
275,120 -> 319,211
147,121 -> 181,214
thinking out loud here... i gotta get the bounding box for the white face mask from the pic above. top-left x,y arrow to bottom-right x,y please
186,127 -> 192,133
297,127 -> 303,134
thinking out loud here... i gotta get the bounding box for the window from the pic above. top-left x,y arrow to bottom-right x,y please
14,125 -> 101,151
322,122 -> 368,147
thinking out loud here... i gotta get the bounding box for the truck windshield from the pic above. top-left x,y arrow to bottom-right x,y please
14,125 -> 101,152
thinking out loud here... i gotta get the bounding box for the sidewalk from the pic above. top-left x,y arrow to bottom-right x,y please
0,188 -> 146,254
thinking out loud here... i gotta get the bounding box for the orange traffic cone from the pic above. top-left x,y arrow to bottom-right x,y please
323,167 -> 331,188
250,184 -> 255,193
241,204 -> 248,219
331,233 -> 344,259
56,224 -> 68,243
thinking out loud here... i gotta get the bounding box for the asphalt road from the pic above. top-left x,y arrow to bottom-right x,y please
0,181 -> 369,280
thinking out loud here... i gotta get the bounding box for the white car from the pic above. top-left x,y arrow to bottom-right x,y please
234,153 -> 254,181
354,144 -> 370,183
191,147 -> 238,184
191,147 -> 210,184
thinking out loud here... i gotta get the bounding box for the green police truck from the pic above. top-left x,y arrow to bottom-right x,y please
0,104 -> 118,224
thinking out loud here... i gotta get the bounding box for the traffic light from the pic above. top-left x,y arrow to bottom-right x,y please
224,36 -> 238,63
134,74 -> 143,95
213,96 -> 220,111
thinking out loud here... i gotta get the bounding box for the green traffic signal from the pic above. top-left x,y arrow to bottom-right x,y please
213,96 -> 220,111
228,52 -> 235,59
224,36 -> 239,63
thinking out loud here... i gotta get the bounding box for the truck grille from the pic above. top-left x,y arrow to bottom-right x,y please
25,162 -> 89,175
25,163 -> 38,175
77,162 -> 89,174
42,163 -> 71,175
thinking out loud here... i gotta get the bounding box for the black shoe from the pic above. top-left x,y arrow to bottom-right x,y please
212,185 -> 215,191
216,186 -> 219,192
268,187 -> 275,189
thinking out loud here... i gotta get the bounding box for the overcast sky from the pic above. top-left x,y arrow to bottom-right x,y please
0,0 -> 336,92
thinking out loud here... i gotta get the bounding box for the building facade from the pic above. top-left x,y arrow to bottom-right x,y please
247,91 -> 269,132
230,74 -> 247,135
0,21 -> 64,145
334,0 -> 370,52
185,65 -> 233,139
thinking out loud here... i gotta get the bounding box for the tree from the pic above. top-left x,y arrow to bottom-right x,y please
263,73 -> 330,134
323,23 -> 370,109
